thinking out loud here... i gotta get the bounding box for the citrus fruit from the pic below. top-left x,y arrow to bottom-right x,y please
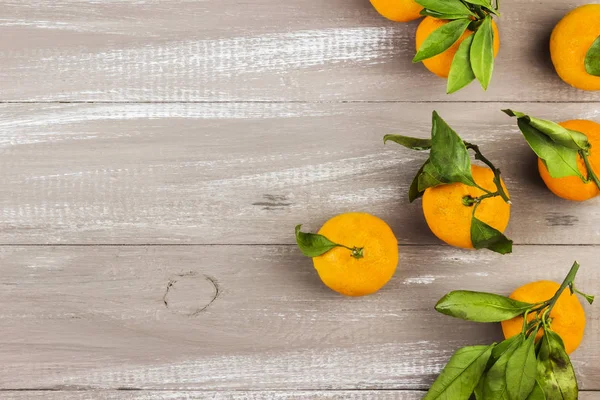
501,280 -> 586,354
550,4 -> 600,91
370,0 -> 423,22
313,212 -> 398,296
538,119 -> 600,201
422,165 -> 510,248
415,17 -> 500,78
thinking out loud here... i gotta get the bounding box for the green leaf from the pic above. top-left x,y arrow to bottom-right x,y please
413,19 -> 471,63
514,118 -> 582,179
429,111 -> 476,186
470,16 -> 495,90
447,34 -> 476,94
462,0 -> 492,7
420,9 -> 475,20
483,335 -> 524,400
474,377 -> 485,400
435,291 -> 532,322
526,381 -> 546,400
506,334 -> 538,400
295,225 -> 339,257
585,35 -> 600,77
416,0 -> 475,17
502,110 -> 590,151
383,134 -> 432,150
423,345 -> 494,400
471,216 -> 513,255
491,335 -> 522,363
417,160 -> 446,192
409,162 -> 428,203
537,331 -> 578,400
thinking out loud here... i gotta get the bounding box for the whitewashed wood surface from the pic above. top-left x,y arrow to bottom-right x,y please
1,0 -> 599,398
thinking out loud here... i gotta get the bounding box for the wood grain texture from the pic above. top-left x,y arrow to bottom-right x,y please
1,0 -> 599,102
1,245 -> 598,390
2,102 -> 599,245
3,392 -> 600,400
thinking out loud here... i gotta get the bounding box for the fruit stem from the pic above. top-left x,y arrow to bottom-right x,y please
339,245 -> 364,260
464,142 -> 512,204
581,150 -> 600,190
546,261 -> 580,314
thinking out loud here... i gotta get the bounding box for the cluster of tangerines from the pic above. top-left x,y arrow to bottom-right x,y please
294,2 -> 598,397
370,0 -> 600,92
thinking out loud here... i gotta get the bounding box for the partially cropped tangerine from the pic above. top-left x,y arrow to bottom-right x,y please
313,212 -> 398,296
538,119 -> 600,201
501,280 -> 586,355
550,4 -> 600,91
370,0 -> 423,22
422,165 -> 510,249
415,17 -> 500,78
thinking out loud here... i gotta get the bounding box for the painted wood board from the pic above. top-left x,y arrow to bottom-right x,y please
1,102 -> 599,245
3,391 -> 600,400
0,0 -> 599,102
1,245 -> 597,390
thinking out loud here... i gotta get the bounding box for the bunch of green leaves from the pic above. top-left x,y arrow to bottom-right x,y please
384,111 -> 512,254
504,110 -> 600,190
414,0 -> 500,93
295,225 -> 364,259
425,261 -> 594,400
585,36 -> 600,77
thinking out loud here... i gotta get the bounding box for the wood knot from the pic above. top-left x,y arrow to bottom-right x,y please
163,273 -> 220,316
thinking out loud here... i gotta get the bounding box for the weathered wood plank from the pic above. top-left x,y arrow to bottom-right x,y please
0,0 -> 598,102
3,391 -> 600,400
0,245 -> 597,390
1,102 -> 599,245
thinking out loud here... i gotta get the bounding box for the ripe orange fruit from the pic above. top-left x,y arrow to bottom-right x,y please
422,165 -> 510,248
538,119 -> 600,201
370,0 -> 423,22
415,17 -> 500,78
501,280 -> 586,354
550,4 -> 600,91
313,212 -> 398,296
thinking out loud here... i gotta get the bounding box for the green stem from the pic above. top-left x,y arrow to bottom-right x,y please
581,150 -> 600,190
464,142 -> 511,204
339,244 -> 364,260
546,261 -> 580,314
521,309 -> 531,335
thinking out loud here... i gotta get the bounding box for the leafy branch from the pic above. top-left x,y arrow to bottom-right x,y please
295,225 -> 364,259
427,262 -> 593,400
384,111 -> 512,254
414,0 -> 500,93
504,110 -> 600,191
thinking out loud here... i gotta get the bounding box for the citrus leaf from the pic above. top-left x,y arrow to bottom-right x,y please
585,35 -> 600,77
409,162 -> 428,203
462,0 -> 492,6
491,335 -> 523,362
435,291 -> 531,322
503,110 -> 590,151
471,216 -> 513,255
470,16 -> 495,90
526,381 -> 546,400
506,334 -> 537,400
514,118 -> 582,180
417,159 -> 446,192
447,34 -> 476,94
383,134 -> 432,150
474,377 -> 485,400
483,334 -> 524,400
420,9 -> 475,20
537,331 -> 578,400
423,345 -> 494,400
295,225 -> 339,257
429,111 -> 476,186
413,18 -> 471,63
416,0 -> 475,17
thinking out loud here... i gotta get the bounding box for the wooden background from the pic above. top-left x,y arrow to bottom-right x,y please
1,0 -> 599,398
